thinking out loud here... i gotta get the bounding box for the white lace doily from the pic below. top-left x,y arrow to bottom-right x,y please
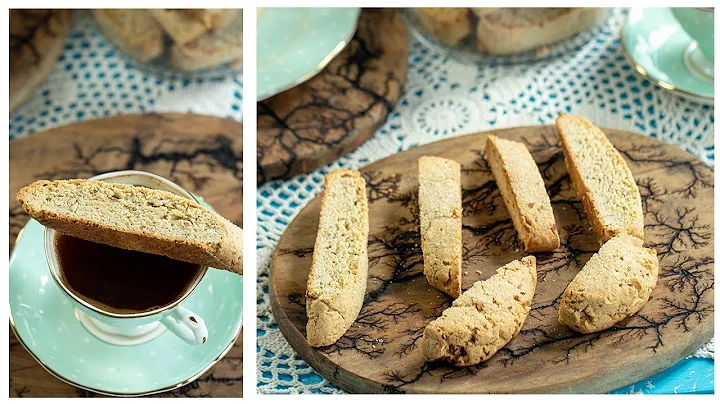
257,9 -> 714,394
9,10 -> 243,141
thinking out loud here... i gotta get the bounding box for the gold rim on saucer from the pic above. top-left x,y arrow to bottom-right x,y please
619,26 -> 714,104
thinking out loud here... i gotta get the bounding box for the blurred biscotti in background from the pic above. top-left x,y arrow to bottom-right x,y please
94,9 -> 242,72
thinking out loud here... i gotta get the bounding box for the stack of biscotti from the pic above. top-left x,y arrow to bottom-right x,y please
16,179 -> 243,274
411,8 -> 472,46
305,170 -> 369,347
472,8 -> 606,55
93,9 -> 242,71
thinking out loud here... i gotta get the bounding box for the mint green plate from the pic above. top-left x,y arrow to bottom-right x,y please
9,200 -> 243,396
622,8 -> 714,104
257,8 -> 360,101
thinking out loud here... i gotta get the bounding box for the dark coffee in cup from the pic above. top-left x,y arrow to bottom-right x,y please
54,234 -> 203,315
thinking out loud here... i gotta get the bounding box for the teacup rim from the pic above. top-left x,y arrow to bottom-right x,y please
43,170 -> 210,319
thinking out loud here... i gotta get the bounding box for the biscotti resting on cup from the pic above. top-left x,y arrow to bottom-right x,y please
559,234 -> 658,334
485,135 -> 560,252
16,179 -> 243,274
556,113 -> 644,244
306,169 -> 369,347
412,8 -> 472,47
418,156 -> 463,298
422,256 -> 537,366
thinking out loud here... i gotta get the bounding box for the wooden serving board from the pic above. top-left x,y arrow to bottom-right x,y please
9,113 -> 243,397
257,9 -> 408,183
10,9 -> 72,113
270,126 -> 714,394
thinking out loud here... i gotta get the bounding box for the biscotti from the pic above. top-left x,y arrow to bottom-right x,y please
485,135 -> 560,252
556,113 -> 644,243
150,9 -> 239,45
418,156 -> 463,298
170,14 -> 243,72
16,179 -> 242,274
473,8 -> 605,55
412,8 -> 472,47
93,9 -> 164,62
422,256 -> 536,366
559,234 -> 658,333
306,169 -> 369,347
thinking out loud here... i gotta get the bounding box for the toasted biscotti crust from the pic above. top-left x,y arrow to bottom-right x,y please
556,113 -> 644,244
306,169 -> 369,347
486,135 -> 560,252
418,156 -> 463,298
422,256 -> 537,366
559,234 -> 658,333
413,8 -> 472,47
16,179 -> 242,274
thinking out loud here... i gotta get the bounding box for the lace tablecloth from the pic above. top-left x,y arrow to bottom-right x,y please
257,9 -> 714,394
9,10 -> 243,140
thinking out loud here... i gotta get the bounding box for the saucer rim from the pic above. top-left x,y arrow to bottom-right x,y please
620,8 -> 714,104
9,217 -> 244,397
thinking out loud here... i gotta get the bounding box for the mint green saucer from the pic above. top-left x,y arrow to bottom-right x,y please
9,203 -> 243,396
622,8 -> 714,104
257,8 -> 360,101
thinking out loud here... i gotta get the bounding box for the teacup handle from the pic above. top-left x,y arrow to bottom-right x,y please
160,306 -> 208,345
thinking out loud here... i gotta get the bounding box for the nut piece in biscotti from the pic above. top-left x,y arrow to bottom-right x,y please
485,135 -> 560,252
306,169 -> 369,347
556,113 -> 644,244
16,179 -> 243,274
472,8 -> 606,55
559,234 -> 658,334
93,9 -> 164,63
422,256 -> 537,366
412,8 -> 472,46
418,156 -> 463,298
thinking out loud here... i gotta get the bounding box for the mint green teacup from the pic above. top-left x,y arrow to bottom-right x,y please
671,7 -> 714,79
44,170 -> 210,347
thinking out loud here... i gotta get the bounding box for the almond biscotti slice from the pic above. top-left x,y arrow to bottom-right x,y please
559,234 -> 658,334
306,169 -> 369,347
422,256 -> 536,366
412,8 -> 472,47
418,156 -> 463,298
556,113 -> 644,243
16,179 -> 242,274
486,135 -> 560,252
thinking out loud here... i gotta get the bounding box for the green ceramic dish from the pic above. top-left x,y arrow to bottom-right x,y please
257,7 -> 360,101
622,8 -> 714,104
9,200 -> 243,396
